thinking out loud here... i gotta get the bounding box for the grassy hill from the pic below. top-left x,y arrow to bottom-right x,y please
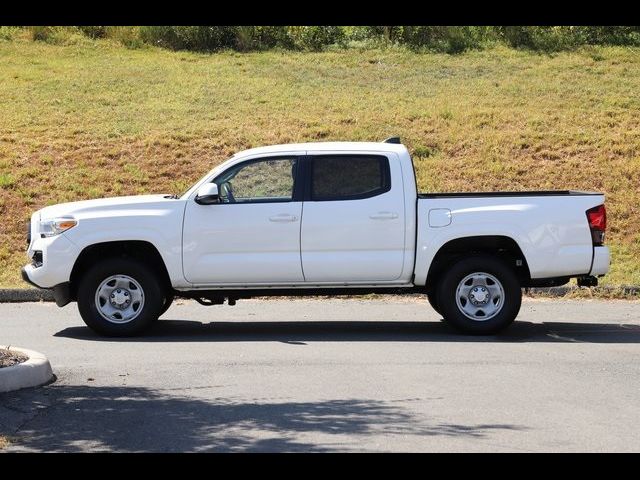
1,39 -> 639,289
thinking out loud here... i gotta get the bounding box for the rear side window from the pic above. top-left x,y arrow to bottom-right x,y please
310,155 -> 390,201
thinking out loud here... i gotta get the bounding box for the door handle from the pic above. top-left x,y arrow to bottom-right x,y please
269,214 -> 298,222
369,211 -> 398,220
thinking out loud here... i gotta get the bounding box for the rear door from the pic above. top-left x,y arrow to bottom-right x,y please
300,153 -> 406,282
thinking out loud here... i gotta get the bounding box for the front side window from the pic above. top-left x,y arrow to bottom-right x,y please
310,155 -> 390,201
214,157 -> 297,204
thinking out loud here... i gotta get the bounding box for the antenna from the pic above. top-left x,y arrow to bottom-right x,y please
383,136 -> 401,144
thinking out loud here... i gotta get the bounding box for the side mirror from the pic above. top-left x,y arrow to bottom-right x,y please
195,183 -> 220,205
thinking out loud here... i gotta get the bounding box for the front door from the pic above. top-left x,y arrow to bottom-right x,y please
182,156 -> 304,285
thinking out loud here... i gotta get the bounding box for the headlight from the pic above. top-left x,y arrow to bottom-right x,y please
39,217 -> 77,237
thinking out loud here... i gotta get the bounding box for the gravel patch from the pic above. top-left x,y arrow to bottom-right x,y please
0,348 -> 28,368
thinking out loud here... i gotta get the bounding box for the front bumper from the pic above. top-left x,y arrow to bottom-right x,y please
24,232 -> 79,289
21,266 -> 42,288
21,267 -> 72,307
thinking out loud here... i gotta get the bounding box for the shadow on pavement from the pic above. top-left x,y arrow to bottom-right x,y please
1,384 -> 525,452
54,319 -> 640,344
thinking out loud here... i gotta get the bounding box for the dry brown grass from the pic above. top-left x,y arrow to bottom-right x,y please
1,40 -> 639,289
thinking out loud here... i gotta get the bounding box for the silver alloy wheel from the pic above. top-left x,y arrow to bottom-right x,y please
94,275 -> 145,324
455,272 -> 505,321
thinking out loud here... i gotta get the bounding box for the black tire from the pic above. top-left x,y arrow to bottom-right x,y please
159,293 -> 175,317
77,257 -> 163,337
436,254 -> 521,335
426,290 -> 441,316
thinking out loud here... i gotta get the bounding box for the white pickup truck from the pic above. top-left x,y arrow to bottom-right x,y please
22,138 -> 610,336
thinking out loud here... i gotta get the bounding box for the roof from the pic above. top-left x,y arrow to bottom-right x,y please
233,141 -> 408,158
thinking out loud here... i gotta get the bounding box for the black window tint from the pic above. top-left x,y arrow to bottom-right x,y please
311,155 -> 390,200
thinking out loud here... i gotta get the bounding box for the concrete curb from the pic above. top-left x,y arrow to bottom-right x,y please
527,285 -> 640,296
0,346 -> 54,393
0,289 -> 54,302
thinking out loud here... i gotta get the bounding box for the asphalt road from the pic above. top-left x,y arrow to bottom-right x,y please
1,297 -> 639,452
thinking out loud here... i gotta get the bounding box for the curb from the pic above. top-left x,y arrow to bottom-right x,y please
0,289 -> 54,302
0,346 -> 54,393
527,285 -> 640,296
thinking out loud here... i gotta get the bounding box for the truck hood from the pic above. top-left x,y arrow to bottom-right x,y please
37,194 -> 176,221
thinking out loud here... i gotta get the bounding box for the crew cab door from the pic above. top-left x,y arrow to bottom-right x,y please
300,153 -> 406,282
182,155 -> 304,285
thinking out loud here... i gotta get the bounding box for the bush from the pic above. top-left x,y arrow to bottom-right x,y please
77,26 -> 107,38
288,26 -> 346,51
16,25 -> 640,54
30,25 -> 53,42
138,26 -> 344,52
399,26 -> 491,53
29,26 -> 89,46
251,26 -> 294,49
570,26 -> 640,46
0,26 -> 21,41
497,26 -> 640,52
139,26 -> 179,49
139,26 -> 238,51
232,26 -> 293,51
498,26 -> 576,52
104,26 -> 143,49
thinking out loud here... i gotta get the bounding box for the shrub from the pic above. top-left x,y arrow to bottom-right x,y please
77,26 -> 107,38
251,26 -> 294,49
16,25 -> 640,54
570,26 -> 640,46
350,26 -> 493,53
498,26 -> 577,52
30,25 -> 53,42
138,26 -> 238,51
104,26 -> 143,49
288,26 -> 346,51
139,26 -> 180,49
29,26 -> 89,46
399,26 -> 490,53
0,26 -> 21,41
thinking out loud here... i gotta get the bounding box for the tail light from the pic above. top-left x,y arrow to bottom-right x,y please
586,204 -> 606,246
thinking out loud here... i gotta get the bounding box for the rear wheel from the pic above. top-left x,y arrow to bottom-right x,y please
436,254 -> 521,334
77,258 -> 163,336
159,293 -> 175,317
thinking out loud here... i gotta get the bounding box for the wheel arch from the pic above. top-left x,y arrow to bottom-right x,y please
69,240 -> 172,300
425,235 -> 531,290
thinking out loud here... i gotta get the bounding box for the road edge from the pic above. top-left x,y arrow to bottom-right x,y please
0,289 -> 54,302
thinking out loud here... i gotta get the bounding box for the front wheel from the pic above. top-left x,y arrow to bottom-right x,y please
426,290 -> 441,316
77,258 -> 164,336
436,255 -> 522,334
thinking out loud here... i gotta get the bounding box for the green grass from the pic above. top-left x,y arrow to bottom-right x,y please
1,39 -> 639,289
